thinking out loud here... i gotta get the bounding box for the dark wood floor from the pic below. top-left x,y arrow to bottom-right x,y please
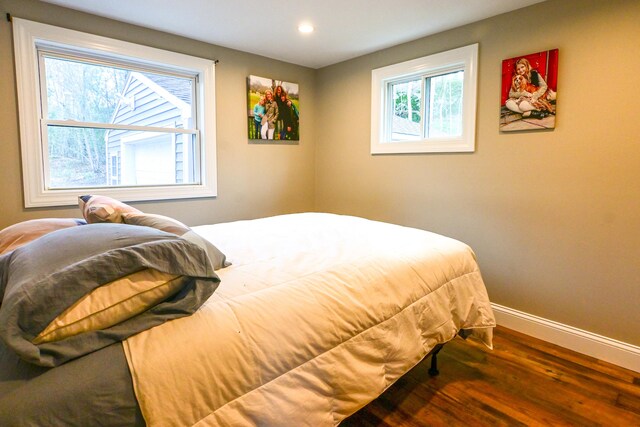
343,326 -> 640,426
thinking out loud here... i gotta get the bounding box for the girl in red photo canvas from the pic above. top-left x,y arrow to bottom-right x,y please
500,49 -> 558,131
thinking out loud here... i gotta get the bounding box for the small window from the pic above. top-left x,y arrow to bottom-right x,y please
371,44 -> 478,154
109,152 -> 119,186
13,18 -> 217,207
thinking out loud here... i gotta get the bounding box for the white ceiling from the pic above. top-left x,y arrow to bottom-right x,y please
39,0 -> 545,69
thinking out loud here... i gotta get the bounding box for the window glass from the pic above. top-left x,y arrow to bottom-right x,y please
42,54 -> 197,190
390,79 -> 422,141
44,56 -> 129,122
47,126 -> 197,188
426,71 -> 464,138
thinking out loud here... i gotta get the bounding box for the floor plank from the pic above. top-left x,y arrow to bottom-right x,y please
342,326 -> 640,426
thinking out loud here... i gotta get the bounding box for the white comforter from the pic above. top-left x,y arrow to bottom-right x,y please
123,213 -> 495,426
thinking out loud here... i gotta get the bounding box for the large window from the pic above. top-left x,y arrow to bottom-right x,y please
13,18 -> 217,207
370,44 -> 478,154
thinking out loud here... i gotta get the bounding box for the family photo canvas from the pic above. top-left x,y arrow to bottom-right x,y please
247,75 -> 299,143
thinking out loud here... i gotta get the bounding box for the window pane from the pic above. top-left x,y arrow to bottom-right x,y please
47,125 -> 197,189
43,55 -> 193,125
427,71 -> 464,138
44,56 -> 129,123
390,79 -> 422,141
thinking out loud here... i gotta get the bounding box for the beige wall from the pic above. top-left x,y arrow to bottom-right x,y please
315,0 -> 640,345
0,0 -> 316,227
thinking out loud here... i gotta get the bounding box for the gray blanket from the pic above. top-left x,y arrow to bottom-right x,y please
0,339 -> 144,426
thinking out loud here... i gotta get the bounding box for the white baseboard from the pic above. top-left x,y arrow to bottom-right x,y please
491,303 -> 640,373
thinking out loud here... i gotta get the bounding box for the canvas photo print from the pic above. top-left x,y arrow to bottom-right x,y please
247,75 -> 299,143
500,49 -> 558,132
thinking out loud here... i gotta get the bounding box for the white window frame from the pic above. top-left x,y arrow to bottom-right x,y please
370,43 -> 478,154
12,18 -> 217,207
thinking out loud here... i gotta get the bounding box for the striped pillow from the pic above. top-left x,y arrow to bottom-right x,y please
78,194 -> 141,224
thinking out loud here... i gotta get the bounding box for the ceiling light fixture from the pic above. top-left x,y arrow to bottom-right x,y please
298,23 -> 314,34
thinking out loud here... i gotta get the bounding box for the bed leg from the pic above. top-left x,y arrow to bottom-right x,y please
428,344 -> 444,376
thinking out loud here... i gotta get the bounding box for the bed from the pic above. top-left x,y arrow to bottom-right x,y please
0,201 -> 495,426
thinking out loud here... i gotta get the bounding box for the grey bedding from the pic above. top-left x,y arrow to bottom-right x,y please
0,339 -> 142,426
0,223 -> 220,367
0,222 -> 222,425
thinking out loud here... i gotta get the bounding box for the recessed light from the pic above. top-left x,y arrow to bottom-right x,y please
298,23 -> 314,34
